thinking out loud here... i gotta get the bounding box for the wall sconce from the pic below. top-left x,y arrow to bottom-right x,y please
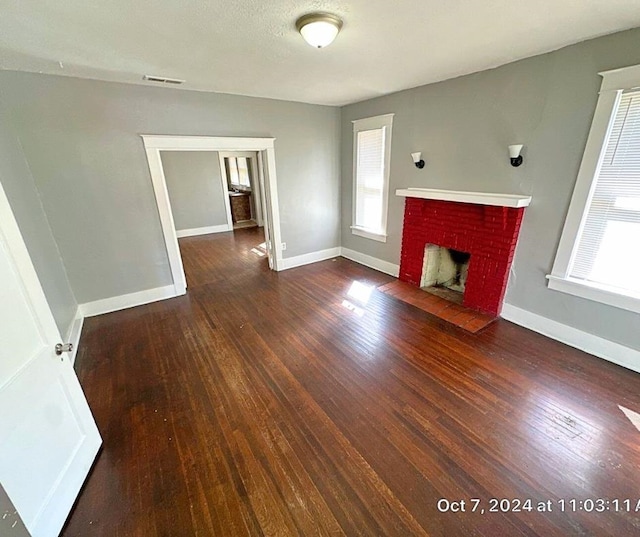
509,144 -> 524,167
411,152 -> 425,169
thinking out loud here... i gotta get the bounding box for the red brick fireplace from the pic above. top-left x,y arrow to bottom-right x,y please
397,189 -> 530,316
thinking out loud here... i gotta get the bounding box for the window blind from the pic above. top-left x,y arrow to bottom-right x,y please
355,127 -> 386,232
570,89 -> 640,294
236,157 -> 251,187
227,158 -> 240,185
227,157 -> 251,188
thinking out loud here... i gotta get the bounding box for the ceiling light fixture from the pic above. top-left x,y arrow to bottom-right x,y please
296,13 -> 343,48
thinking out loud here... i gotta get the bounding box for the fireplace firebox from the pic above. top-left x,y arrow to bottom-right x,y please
421,245 -> 471,301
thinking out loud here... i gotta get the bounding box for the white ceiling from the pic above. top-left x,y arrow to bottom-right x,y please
1,1 -> 640,106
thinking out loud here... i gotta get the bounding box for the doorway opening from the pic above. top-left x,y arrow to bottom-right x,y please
219,151 -> 263,230
141,136 -> 284,297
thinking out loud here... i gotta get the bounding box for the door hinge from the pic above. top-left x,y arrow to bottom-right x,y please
55,343 -> 74,355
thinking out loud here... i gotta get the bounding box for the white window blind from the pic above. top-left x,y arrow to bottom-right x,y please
570,89 -> 640,294
355,127 -> 386,232
227,157 -> 251,188
236,157 -> 251,187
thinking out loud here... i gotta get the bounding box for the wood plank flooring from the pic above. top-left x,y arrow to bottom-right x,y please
63,227 -> 640,536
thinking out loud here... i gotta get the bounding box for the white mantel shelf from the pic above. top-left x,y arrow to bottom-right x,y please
395,188 -> 532,208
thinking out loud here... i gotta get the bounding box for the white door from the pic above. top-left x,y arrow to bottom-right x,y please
0,182 -> 101,537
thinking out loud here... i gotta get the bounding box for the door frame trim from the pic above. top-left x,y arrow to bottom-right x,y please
141,135 -> 283,295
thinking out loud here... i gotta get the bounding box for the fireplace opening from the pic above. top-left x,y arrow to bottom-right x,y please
420,244 -> 471,304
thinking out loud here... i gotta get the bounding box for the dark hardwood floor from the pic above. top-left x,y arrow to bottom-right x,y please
63,227 -> 640,536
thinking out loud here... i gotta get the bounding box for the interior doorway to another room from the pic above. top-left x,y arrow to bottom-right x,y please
142,136 -> 284,297
158,148 -> 268,278
160,150 -> 234,238
219,151 -> 263,230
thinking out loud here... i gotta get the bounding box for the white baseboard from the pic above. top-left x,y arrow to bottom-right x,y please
281,247 -> 341,270
501,302 -> 640,374
79,285 -> 178,318
65,308 -> 84,366
340,247 -> 400,277
176,224 -> 232,238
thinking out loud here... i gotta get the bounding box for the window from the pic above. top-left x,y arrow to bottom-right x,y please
226,157 -> 251,188
548,64 -> 640,313
351,114 -> 394,242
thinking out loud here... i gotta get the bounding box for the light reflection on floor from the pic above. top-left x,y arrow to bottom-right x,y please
619,405 -> 640,433
341,281 -> 375,318
340,281 -> 384,358
251,241 -> 267,257
347,281 -> 374,304
341,299 -> 365,317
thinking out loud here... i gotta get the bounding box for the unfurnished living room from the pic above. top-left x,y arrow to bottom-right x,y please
2,2 -> 640,536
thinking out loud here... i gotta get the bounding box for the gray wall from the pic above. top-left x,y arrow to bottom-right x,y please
0,72 -> 341,303
341,27 -> 640,351
2,28 -> 638,352
0,103 -> 77,336
161,151 -> 227,231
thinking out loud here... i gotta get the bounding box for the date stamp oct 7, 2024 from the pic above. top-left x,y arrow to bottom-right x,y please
437,498 -> 640,515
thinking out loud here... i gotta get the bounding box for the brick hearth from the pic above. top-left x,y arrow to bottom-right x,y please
399,197 -> 525,316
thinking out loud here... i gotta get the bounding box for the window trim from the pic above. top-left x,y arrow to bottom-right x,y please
547,63 -> 640,314
351,113 -> 394,243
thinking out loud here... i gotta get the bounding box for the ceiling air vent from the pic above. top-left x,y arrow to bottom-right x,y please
143,75 -> 185,85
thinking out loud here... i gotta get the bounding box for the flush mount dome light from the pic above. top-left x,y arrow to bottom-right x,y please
296,13 -> 343,48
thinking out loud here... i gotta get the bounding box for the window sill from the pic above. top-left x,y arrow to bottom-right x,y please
351,226 -> 387,243
546,274 -> 640,314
